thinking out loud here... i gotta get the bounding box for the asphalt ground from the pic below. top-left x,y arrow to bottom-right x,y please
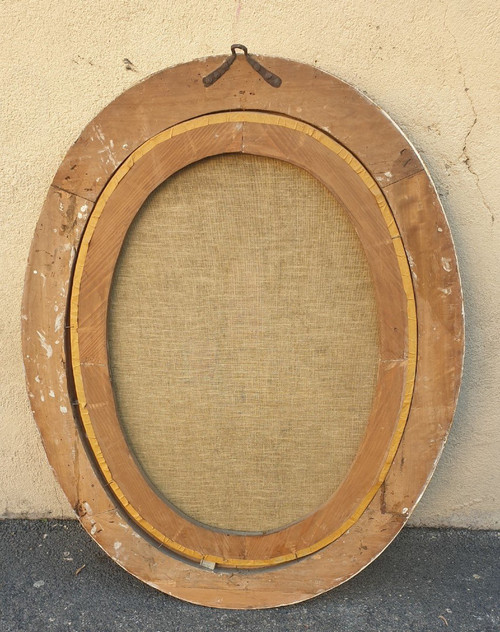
0,521 -> 498,631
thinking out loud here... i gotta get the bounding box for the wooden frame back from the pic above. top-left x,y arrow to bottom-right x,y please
22,55 -> 463,608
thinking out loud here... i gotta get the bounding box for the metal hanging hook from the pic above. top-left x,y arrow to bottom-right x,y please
203,44 -> 282,88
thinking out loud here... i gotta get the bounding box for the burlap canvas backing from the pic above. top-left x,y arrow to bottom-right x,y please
108,154 -> 379,532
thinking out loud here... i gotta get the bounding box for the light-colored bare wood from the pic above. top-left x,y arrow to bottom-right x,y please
22,55 -> 464,608
52,57 -> 422,201
22,187 -> 93,513
382,170 -> 464,514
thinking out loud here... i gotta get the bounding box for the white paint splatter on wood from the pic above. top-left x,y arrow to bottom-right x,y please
37,331 -> 53,358
54,313 -> 64,333
441,257 -> 452,272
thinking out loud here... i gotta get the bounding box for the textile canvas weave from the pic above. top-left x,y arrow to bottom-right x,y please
108,154 -> 379,532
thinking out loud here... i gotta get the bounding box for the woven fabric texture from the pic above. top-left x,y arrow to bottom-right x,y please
108,154 -> 379,533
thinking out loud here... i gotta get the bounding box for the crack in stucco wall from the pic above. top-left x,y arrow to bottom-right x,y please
442,0 -> 495,224
460,88 -> 495,224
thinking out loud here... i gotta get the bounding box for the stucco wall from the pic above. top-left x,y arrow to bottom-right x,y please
1,0 -> 498,528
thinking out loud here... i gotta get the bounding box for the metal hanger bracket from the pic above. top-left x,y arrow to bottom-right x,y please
203,44 -> 282,88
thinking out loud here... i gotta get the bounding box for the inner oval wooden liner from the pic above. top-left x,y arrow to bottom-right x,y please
69,112 -> 416,568
108,152 -> 380,534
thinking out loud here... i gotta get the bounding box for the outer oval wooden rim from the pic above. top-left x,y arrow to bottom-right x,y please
70,111 -> 416,568
22,55 -> 464,608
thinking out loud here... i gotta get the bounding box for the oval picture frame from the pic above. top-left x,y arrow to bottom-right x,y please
22,54 -> 464,608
